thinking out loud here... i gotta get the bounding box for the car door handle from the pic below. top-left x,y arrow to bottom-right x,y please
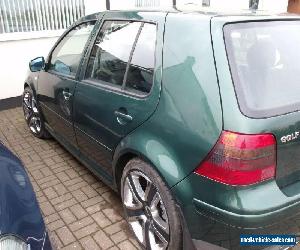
114,110 -> 133,124
62,90 -> 72,101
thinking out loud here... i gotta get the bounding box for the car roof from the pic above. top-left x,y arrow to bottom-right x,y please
79,8 -> 300,24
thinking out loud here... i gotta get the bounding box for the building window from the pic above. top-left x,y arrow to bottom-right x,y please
202,0 -> 210,7
135,0 -> 160,7
0,0 -> 85,34
249,0 -> 259,10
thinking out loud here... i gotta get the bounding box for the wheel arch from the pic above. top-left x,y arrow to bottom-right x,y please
24,81 -> 37,98
24,74 -> 38,98
113,151 -> 138,193
24,82 -> 30,89
112,132 -> 188,193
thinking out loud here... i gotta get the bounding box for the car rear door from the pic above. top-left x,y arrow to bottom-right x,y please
37,19 -> 98,149
73,12 -> 166,178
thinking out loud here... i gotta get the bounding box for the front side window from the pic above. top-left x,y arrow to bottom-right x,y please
85,21 -> 141,87
224,21 -> 300,118
125,23 -> 156,94
49,21 -> 95,77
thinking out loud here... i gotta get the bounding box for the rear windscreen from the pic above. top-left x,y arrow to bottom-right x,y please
224,21 -> 300,118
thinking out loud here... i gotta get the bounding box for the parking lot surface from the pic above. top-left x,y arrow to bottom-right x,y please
0,107 -> 139,250
3,107 -> 300,250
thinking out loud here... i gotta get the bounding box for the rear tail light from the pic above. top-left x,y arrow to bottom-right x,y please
194,131 -> 276,186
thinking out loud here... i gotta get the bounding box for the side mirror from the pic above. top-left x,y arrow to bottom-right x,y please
29,57 -> 45,72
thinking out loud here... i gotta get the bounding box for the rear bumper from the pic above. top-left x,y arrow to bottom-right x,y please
190,200 -> 299,250
173,175 -> 300,250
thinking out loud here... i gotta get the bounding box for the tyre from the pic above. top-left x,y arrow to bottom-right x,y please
121,158 -> 182,250
22,87 -> 51,139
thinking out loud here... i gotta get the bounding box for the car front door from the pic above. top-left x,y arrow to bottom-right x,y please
73,12 -> 165,179
37,20 -> 96,149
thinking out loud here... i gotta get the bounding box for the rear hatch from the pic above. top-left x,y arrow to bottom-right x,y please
223,19 -> 300,191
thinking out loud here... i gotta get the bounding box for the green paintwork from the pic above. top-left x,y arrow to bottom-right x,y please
73,11 -> 166,180
24,9 -> 300,249
114,12 -> 223,188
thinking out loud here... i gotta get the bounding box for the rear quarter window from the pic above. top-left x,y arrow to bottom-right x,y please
224,21 -> 300,118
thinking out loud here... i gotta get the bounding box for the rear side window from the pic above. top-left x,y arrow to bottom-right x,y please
224,21 -> 300,118
125,23 -> 156,94
49,21 -> 95,77
85,21 -> 141,87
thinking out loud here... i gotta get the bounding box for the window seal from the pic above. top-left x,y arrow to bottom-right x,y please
121,22 -> 144,90
47,69 -> 76,81
80,79 -> 150,99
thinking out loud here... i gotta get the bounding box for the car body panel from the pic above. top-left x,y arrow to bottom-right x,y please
36,13 -> 103,152
38,73 -> 78,146
25,71 -> 39,94
73,11 -> 166,178
174,174 -> 300,227
0,143 -> 49,249
113,12 -> 223,188
173,173 -> 300,249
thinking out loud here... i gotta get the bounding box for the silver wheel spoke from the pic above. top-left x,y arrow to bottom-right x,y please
125,206 -> 145,222
24,108 -> 31,120
23,93 -> 32,120
130,173 -> 149,202
130,219 -> 146,244
29,117 -> 36,133
24,100 -> 31,109
29,116 -> 41,134
124,177 -> 143,208
123,170 -> 170,250
144,220 -> 152,250
31,98 -> 39,114
23,93 -> 32,109
150,193 -> 169,233
145,181 -> 157,204
151,218 -> 169,248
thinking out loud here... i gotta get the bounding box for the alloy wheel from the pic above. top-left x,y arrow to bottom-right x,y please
123,170 -> 170,250
22,91 -> 42,134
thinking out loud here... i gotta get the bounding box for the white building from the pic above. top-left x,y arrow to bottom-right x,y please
0,0 -> 289,101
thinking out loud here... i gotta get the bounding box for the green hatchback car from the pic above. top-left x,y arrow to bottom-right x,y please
22,8 -> 300,250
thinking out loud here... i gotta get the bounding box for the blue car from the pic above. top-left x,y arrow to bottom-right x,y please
0,142 -> 51,249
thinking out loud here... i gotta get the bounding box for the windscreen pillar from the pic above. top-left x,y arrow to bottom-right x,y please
288,0 -> 300,13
